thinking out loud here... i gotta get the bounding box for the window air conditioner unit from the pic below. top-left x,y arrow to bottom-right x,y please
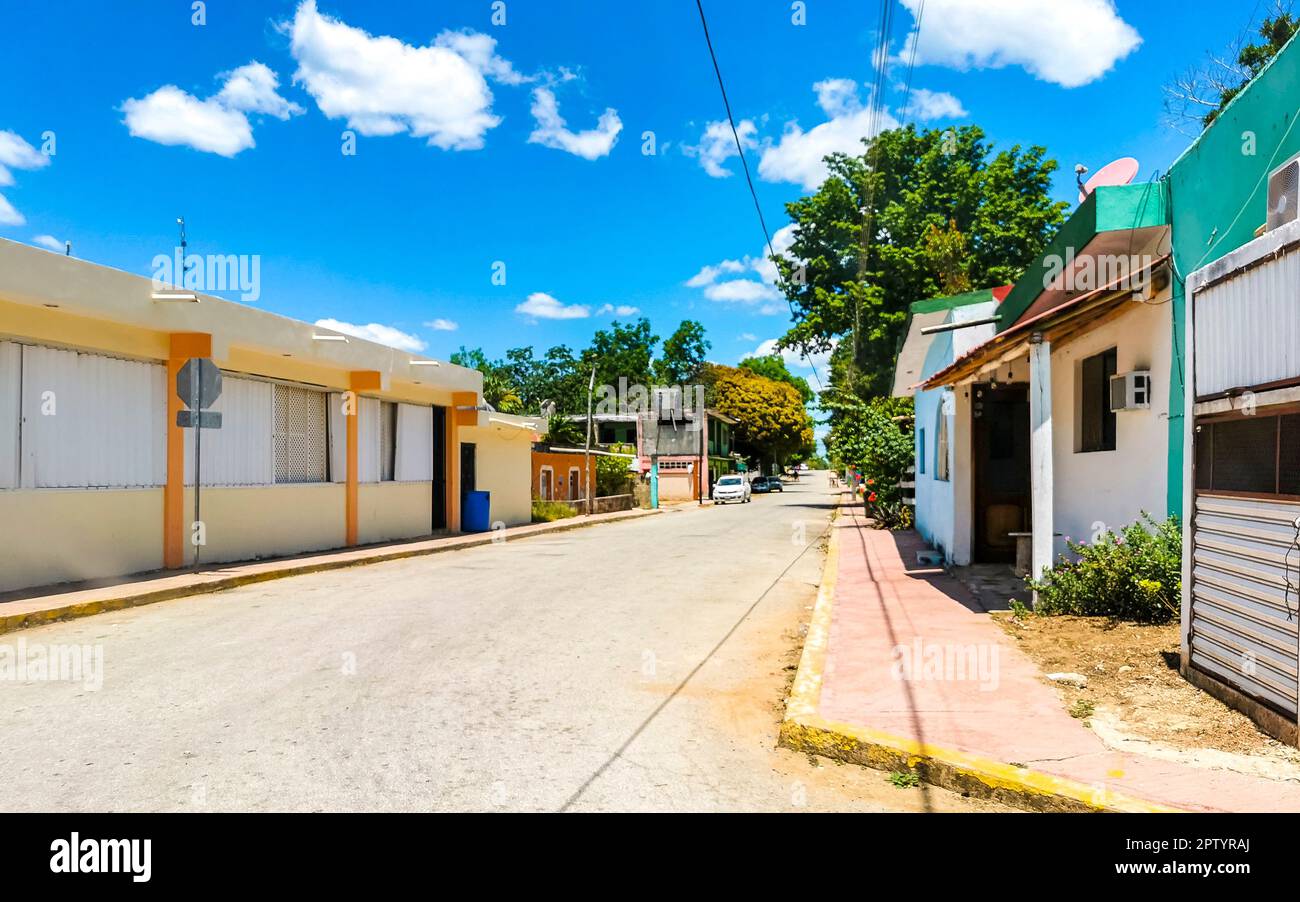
1110,371 -> 1151,411
1267,151 -> 1300,232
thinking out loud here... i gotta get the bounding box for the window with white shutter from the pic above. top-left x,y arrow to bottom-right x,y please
394,403 -> 433,482
183,375 -> 273,486
0,342 -> 19,489
19,344 -> 167,488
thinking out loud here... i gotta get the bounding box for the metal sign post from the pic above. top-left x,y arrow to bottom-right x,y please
176,358 -> 222,567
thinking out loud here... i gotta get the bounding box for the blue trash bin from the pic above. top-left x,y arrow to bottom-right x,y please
463,490 -> 491,533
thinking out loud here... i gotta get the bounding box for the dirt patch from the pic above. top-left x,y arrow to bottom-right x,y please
994,612 -> 1300,776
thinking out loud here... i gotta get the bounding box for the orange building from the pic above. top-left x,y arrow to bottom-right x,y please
531,450 -> 593,502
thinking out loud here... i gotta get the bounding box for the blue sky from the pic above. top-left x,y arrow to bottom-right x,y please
0,0 -> 1263,388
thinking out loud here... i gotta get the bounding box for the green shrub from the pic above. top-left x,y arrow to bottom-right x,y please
531,499 -> 579,523
1027,513 -> 1181,623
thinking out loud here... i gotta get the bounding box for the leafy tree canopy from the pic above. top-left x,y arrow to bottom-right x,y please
773,124 -> 1067,397
706,364 -> 815,467
738,354 -> 814,405
655,319 -> 711,386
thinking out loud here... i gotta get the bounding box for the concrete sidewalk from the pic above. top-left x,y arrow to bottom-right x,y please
781,496 -> 1300,812
0,507 -> 659,637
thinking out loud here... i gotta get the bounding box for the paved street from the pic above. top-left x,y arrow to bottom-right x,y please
0,477 -> 1004,812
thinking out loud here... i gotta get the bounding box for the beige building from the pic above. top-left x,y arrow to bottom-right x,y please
0,238 -> 536,593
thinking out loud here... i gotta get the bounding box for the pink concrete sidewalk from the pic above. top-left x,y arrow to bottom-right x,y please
820,500 -> 1300,812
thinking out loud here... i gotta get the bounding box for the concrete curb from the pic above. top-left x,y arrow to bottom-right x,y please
0,508 -> 661,637
777,507 -> 1181,813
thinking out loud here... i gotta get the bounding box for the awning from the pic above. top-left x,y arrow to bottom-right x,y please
921,255 -> 1170,390
890,287 -> 1010,397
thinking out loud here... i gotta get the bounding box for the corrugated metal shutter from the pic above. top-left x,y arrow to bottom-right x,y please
19,344 -> 167,488
183,375 -> 273,486
358,397 -> 380,484
273,383 -> 327,483
0,342 -> 18,489
1190,494 -> 1300,718
394,403 -> 433,481
328,392 -> 346,483
1194,245 -> 1300,397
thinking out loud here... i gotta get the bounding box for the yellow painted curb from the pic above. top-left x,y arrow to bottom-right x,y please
778,505 -> 1182,813
0,508 -> 660,637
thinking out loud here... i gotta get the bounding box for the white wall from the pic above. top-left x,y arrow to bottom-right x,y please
461,422 -> 533,527
1050,297 -> 1172,556
913,302 -> 996,563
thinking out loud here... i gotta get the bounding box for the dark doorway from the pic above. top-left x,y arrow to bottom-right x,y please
972,383 -> 1030,563
431,406 -> 447,531
460,441 -> 477,511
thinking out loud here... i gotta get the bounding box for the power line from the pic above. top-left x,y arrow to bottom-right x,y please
692,0 -> 823,390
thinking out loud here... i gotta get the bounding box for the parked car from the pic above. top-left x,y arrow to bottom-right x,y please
751,476 -> 783,494
712,474 -> 751,504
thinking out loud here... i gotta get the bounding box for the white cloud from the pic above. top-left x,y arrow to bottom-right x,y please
216,62 -> 305,119
122,62 -> 300,157
688,224 -> 799,314
896,0 -> 1140,89
750,338 -> 835,374
737,332 -> 757,342
704,280 -> 779,304
685,258 -> 746,287
516,292 -> 590,320
425,318 -> 459,331
434,30 -> 532,86
313,318 -> 427,352
527,86 -> 622,160
0,195 -> 25,226
286,0 -> 505,150
32,234 -> 64,251
0,130 -> 51,226
902,88 -> 967,121
685,118 -> 757,178
596,303 -> 640,316
0,130 -> 48,185
758,79 -> 899,190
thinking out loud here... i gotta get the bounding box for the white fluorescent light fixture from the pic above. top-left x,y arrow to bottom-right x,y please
312,333 -> 349,342
152,290 -> 200,302
410,360 -> 442,367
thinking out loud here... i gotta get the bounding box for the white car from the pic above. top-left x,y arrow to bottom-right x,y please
712,474 -> 751,504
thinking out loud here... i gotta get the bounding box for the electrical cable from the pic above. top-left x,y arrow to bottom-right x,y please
692,0 -> 824,390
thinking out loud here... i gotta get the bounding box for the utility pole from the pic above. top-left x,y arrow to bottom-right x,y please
698,408 -> 706,506
584,365 -> 596,515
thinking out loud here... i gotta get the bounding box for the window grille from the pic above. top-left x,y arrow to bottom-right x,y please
273,383 -> 327,483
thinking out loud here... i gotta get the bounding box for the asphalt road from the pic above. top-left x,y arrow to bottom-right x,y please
0,475 -> 1006,812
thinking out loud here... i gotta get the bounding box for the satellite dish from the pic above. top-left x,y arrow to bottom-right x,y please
1079,157 -> 1139,203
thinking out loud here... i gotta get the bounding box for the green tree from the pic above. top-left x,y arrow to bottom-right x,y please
655,319 -> 711,386
595,443 -> 636,496
542,414 -> 585,447
774,125 -> 1067,397
449,346 -> 523,413
1208,8 -> 1297,125
582,318 -> 658,394
738,354 -> 814,405
824,394 -> 913,504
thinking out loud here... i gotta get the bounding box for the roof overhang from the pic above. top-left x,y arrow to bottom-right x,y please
922,255 -> 1172,390
0,238 -> 483,399
996,183 -> 1171,331
891,287 -> 1009,397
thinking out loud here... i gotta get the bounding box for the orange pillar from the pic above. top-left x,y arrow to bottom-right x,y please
347,371 -> 384,546
165,333 -> 212,568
